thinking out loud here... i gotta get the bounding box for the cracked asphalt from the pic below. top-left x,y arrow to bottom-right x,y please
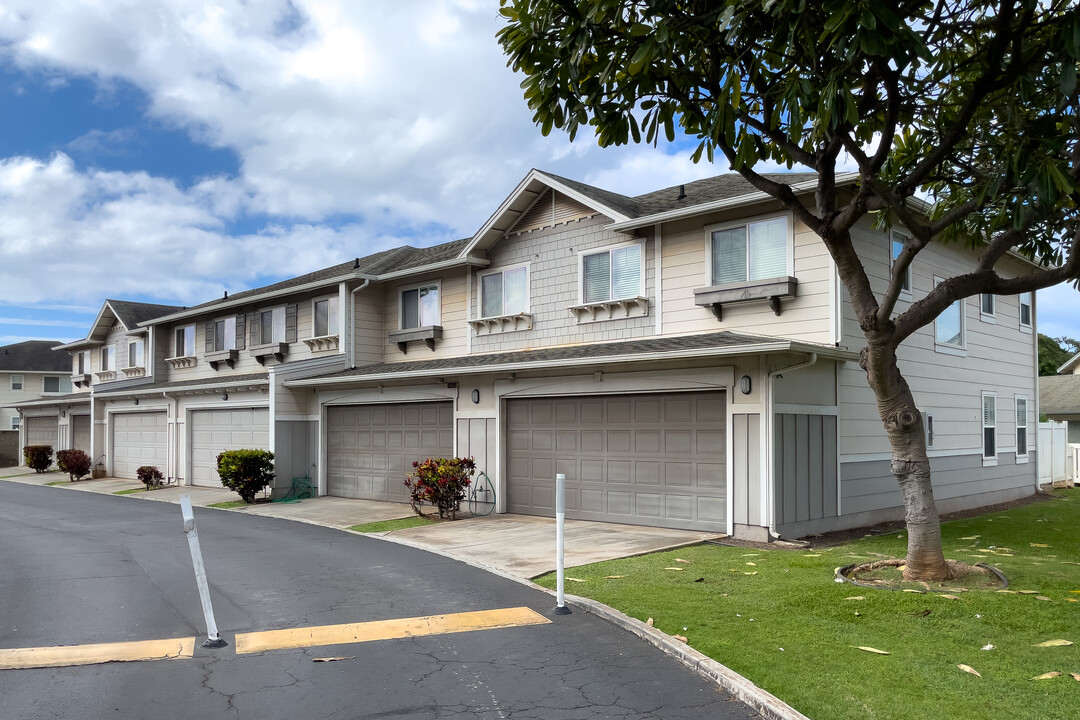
0,481 -> 762,719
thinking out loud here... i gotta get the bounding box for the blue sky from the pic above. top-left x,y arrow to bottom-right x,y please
0,1 -> 1077,351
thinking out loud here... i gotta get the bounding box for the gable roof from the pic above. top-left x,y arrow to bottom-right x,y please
1040,374 -> 1080,416
0,341 -> 71,372
1059,351 -> 1080,375
55,299 -> 183,350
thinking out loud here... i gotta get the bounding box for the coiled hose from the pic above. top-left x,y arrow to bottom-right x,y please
468,471 -> 496,516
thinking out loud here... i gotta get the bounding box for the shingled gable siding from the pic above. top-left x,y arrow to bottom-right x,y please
660,207 -> 834,344
508,188 -> 596,235
835,216 -> 1036,521
471,215 -> 655,354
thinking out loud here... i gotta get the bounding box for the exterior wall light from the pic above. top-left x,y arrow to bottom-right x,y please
471,389 -> 480,404
221,392 -> 229,401
739,375 -> 752,395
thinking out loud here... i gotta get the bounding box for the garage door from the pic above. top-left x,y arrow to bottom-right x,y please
327,402 -> 453,501
111,412 -> 167,479
25,416 -> 58,448
190,408 -> 270,487
72,415 -> 91,455
507,392 -> 727,531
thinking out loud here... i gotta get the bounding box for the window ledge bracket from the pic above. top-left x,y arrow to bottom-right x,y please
303,335 -> 340,352
694,277 -> 798,321
388,326 -> 442,354
568,296 -> 649,323
165,356 -> 198,370
71,373 -> 92,388
95,371 -> 117,381
122,367 -> 147,378
469,314 -> 534,335
250,343 -> 290,365
206,349 -> 239,370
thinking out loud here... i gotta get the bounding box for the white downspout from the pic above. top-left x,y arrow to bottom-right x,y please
348,278 -> 371,368
765,352 -> 818,540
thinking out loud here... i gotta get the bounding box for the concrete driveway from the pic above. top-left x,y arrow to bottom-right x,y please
1,471 -> 722,579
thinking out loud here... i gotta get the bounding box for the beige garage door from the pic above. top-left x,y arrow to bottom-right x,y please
506,392 -> 727,531
72,415 -> 91,455
326,402 -> 453,501
190,408 -> 270,487
112,412 -> 167,479
25,416 -> 58,448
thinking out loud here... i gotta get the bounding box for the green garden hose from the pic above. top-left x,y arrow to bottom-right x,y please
468,471 -> 496,516
271,475 -> 315,503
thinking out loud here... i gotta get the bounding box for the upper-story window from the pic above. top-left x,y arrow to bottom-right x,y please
43,375 -> 66,393
313,297 -> 339,337
100,345 -> 115,372
890,230 -> 912,295
934,278 -> 964,351
400,284 -> 439,329
260,307 -> 286,343
10,374 -> 22,390
127,339 -> 145,367
75,351 -> 90,375
1018,291 -> 1032,330
582,243 -> 643,302
175,325 -> 195,357
212,317 -> 236,352
480,266 -> 528,318
980,293 -> 995,321
709,215 -> 789,286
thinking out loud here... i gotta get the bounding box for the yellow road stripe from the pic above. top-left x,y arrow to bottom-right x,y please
234,606 -> 551,655
0,637 -> 196,671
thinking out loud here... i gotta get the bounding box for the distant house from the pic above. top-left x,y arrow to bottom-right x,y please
0,341 -> 72,448
11,170 -> 1043,540
1040,352 -> 1080,445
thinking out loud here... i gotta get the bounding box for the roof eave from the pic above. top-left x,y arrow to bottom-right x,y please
1058,351 -> 1080,375
286,341 -> 856,388
371,255 -> 490,282
94,377 -> 270,397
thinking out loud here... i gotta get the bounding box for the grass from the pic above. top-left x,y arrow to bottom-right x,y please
113,487 -> 149,495
535,489 -> 1080,720
45,480 -> 70,486
348,516 -> 434,533
207,500 -> 251,509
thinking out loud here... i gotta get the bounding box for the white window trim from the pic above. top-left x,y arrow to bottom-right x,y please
256,306 -> 288,345
979,293 -> 996,323
704,211 -> 794,287
10,374 -> 23,391
889,229 -> 913,300
1018,291 -> 1033,333
982,392 -> 997,466
578,239 -> 646,304
397,281 -> 441,329
477,263 -> 531,319
1014,394 -> 1029,463
127,337 -> 147,367
42,375 -> 63,394
174,324 -> 196,358
310,295 -> 341,338
933,276 -> 966,356
923,411 -> 935,449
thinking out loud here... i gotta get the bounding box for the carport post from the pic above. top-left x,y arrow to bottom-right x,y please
179,495 -> 227,647
553,473 -> 571,615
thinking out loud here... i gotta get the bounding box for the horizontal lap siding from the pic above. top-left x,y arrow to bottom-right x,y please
383,273 -> 469,362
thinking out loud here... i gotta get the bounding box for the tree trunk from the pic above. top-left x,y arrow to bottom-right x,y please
861,335 -> 952,581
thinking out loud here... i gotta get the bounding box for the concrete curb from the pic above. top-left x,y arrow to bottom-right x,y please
7,477 -> 808,719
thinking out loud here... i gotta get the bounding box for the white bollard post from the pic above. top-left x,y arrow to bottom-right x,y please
553,473 -> 571,615
180,494 -> 227,647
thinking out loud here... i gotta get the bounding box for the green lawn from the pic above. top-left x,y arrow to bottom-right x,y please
536,489 -> 1080,720
113,487 -> 150,495
207,500 -> 251,509
45,480 -> 70,486
348,516 -> 434,533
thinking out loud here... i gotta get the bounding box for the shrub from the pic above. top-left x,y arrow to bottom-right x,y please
56,449 -> 92,482
405,457 -> 475,520
137,465 -> 165,490
23,445 -> 53,473
216,449 -> 275,503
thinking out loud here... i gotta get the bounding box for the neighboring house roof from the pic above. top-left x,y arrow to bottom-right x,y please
1039,374 -> 1080,417
145,238 -> 479,326
1059,351 -> 1080,375
288,331 -> 856,387
0,340 -> 71,372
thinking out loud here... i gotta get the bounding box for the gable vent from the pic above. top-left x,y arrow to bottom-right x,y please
509,189 -> 595,235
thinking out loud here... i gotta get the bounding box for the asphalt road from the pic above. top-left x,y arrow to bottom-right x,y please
0,482 -> 761,719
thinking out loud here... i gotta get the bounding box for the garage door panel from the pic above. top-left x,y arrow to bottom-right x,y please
111,412 -> 167,480
507,392 -> 727,531
190,408 -> 270,487
326,402 -> 453,501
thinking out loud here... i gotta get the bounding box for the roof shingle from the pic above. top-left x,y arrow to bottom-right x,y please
0,341 -> 71,372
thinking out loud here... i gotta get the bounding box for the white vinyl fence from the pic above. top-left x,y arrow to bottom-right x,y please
1038,421 -> 1076,486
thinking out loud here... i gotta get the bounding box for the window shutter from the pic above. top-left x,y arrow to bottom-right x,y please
204,321 -> 215,354
583,252 -> 610,303
249,312 -> 260,347
235,314 -> 246,350
285,304 -> 297,343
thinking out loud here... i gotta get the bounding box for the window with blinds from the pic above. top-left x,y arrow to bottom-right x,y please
582,244 -> 642,303
1018,292 -> 1032,328
934,290 -> 964,348
890,231 -> 912,294
1015,396 -> 1028,457
481,266 -> 528,318
710,215 -> 789,285
982,393 -> 996,459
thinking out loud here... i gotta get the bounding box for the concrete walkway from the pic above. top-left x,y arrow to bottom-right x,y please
1,471 -> 721,579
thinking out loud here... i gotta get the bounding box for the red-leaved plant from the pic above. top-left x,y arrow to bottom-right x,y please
404,457 -> 476,520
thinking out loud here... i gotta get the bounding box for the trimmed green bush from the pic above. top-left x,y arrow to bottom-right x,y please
23,445 -> 53,473
216,449 -> 275,503
404,457 -> 475,520
137,465 -> 165,490
56,449 -> 92,482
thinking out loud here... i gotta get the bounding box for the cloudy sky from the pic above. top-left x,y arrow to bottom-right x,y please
0,0 -> 1077,348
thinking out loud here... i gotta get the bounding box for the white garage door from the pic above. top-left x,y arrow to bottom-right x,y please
111,412 -> 167,479
25,416 -> 58,448
326,402 -> 453,501
190,408 -> 270,487
506,392 -> 727,532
